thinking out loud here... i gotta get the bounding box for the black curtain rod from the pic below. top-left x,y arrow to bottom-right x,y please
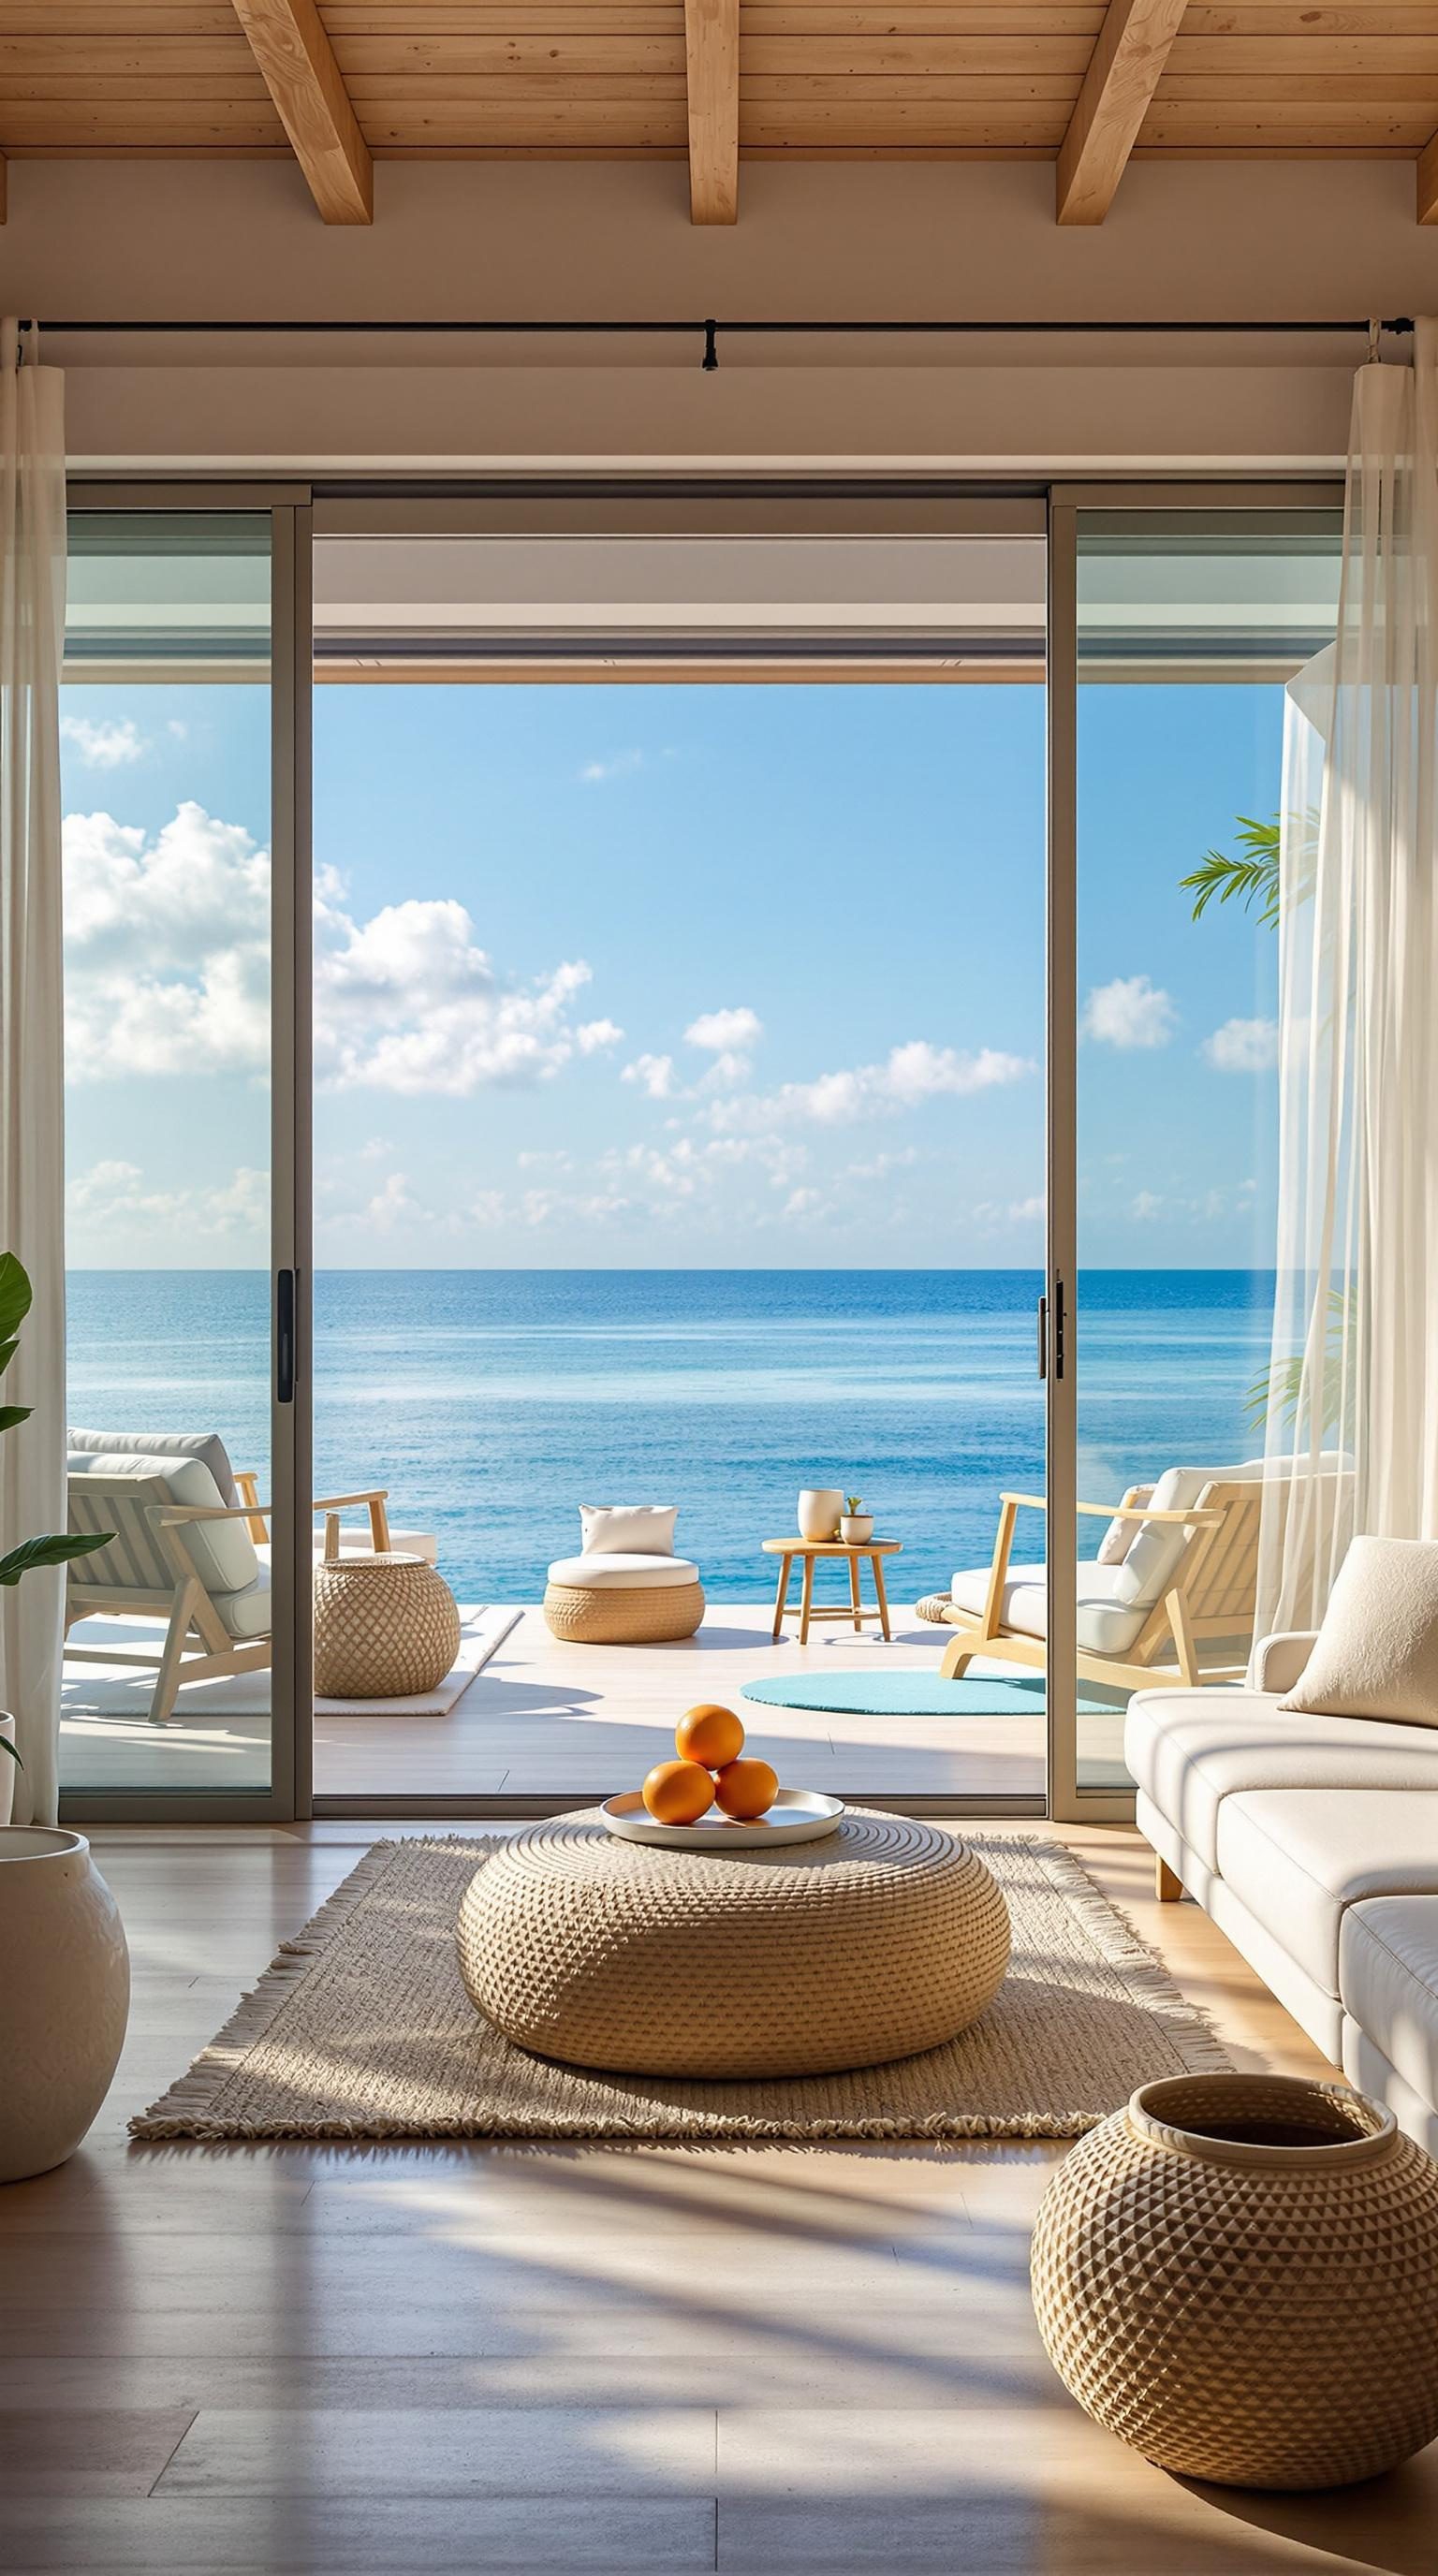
18,315 -> 1416,371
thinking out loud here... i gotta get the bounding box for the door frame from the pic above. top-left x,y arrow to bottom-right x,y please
58,478 -> 315,1825
1043,476 -> 1345,1822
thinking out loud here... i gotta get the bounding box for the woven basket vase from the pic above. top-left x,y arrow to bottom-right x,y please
1031,2071 -> 1438,2490
313,1552 -> 462,1699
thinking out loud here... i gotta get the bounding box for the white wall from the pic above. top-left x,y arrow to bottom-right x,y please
7,158 -> 1438,469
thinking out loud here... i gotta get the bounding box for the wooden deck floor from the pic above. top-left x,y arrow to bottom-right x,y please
66,1602 -> 1134,1802
0,1818 -> 1431,2573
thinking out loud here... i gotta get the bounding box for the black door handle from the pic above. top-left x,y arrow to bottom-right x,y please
276,1268 -> 296,1405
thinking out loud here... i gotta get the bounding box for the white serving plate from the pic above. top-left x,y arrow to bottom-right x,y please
600,1787 -> 844,1850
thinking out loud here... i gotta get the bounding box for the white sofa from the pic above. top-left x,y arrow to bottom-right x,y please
1128,1631 -> 1438,2155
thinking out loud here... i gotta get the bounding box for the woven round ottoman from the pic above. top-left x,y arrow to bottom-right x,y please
1031,2072 -> 1438,2489
456,1808 -> 1010,2078
542,1552 -> 705,1646
313,1551 -> 462,1698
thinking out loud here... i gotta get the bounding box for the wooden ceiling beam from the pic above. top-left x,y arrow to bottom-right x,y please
1418,123 -> 1438,221
0,154 -> 7,226
1055,0 -> 1187,223
229,0 -> 372,221
684,0 -> 739,222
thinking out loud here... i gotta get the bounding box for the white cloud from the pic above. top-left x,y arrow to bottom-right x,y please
63,801 -> 618,1098
1082,974 -> 1178,1051
365,1171 -> 420,1232
576,1018 -> 624,1054
783,1186 -> 824,1218
685,1006 -> 763,1055
1203,1016 -> 1279,1074
580,750 -> 645,783
1009,1193 -> 1045,1222
66,1157 -> 270,1248
622,1052 -> 676,1101
1131,1190 -> 1165,1221
60,715 -> 145,768
712,1040 -> 1034,1132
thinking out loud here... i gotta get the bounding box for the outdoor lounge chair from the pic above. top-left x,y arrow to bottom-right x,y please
63,1429 -> 421,1724
935,1456 -> 1347,1696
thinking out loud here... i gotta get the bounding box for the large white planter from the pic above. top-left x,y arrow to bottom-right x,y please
797,1487 -> 844,1542
0,1715 -> 15,1829
0,1829 -> 130,2183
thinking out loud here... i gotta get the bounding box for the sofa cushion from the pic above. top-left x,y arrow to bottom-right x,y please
948,1559 -> 1149,1658
548,1553 -> 699,1591
1341,1897 -> 1438,2124
579,1505 -> 677,1558
68,1450 -> 259,1599
1281,1535 -> 1438,1729
1216,1788 -> 1438,1999
1124,1686 -> 1438,1871
213,1566 -> 273,1641
68,1425 -> 241,1509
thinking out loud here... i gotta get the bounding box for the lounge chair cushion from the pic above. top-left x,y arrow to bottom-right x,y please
1123,1685 -> 1438,1872
579,1506 -> 677,1558
68,1450 -> 260,1599
67,1426 -> 241,1509
549,1552 -> 700,1591
947,1559 -> 1151,1658
214,1565 -> 273,1640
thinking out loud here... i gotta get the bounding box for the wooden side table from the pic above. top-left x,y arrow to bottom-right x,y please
763,1537 -> 902,1644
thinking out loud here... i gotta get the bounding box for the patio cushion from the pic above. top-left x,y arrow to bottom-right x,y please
68,1450 -> 259,1598
579,1505 -> 677,1557
213,1566 -> 273,1641
1216,1788 -> 1438,1999
1341,1897 -> 1438,2123
67,1425 -> 241,1509
947,1559 -> 1150,1659
1124,1687 -> 1438,1873
548,1552 -> 700,1590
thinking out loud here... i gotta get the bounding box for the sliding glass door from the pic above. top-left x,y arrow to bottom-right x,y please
57,491 -> 310,1818
1048,491 -> 1344,1815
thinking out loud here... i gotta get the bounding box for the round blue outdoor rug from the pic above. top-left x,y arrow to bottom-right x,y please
741,1674 -> 1114,1717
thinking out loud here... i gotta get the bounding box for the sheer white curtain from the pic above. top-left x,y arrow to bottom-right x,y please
1256,321 -> 1438,1641
0,321 -> 67,1824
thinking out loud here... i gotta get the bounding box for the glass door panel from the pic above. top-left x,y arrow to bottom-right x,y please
58,508 -> 288,1801
1071,508 -> 1343,1792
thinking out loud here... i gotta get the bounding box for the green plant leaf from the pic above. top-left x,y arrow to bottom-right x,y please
0,1404 -> 32,1434
0,1734 -> 22,1770
0,1254 -> 32,1347
0,1339 -> 19,1383
0,1531 -> 110,1587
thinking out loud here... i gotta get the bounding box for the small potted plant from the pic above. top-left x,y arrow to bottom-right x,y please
840,1494 -> 873,1545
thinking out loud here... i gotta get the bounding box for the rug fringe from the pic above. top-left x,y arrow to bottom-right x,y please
1012,1835 -> 1231,2080
129,1837 -> 494,2140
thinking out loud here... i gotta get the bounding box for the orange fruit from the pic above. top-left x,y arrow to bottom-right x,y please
641,1759 -> 715,1825
675,1703 -> 745,1770
712,1757 -> 779,1821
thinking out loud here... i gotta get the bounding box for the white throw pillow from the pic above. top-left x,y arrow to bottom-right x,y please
579,1504 -> 677,1558
1096,1485 -> 1153,1567
1280,1535 -> 1438,1728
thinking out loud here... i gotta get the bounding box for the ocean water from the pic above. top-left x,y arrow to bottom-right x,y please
66,1269 -> 1275,1603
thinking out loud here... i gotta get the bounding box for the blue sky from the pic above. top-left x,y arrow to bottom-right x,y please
59,678 -> 1282,1267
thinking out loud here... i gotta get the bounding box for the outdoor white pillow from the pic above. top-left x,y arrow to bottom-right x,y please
579,1504 -> 677,1558
1097,1485 -> 1153,1567
1280,1535 -> 1438,1729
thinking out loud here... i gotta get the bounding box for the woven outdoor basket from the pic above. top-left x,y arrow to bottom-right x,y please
313,1552 -> 462,1698
1031,2071 -> 1438,2489
542,1579 -> 705,1645
456,1808 -> 1011,2078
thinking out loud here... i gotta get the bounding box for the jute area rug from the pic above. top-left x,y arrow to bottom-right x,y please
132,1832 -> 1229,2144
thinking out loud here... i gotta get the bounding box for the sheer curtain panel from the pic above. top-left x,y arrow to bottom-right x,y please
1257,322 -> 1438,1641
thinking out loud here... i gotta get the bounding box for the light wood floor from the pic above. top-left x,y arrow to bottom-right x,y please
1,1820 -> 1434,2573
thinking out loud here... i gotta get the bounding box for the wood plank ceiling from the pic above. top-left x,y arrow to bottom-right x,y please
2,0 -> 1438,230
